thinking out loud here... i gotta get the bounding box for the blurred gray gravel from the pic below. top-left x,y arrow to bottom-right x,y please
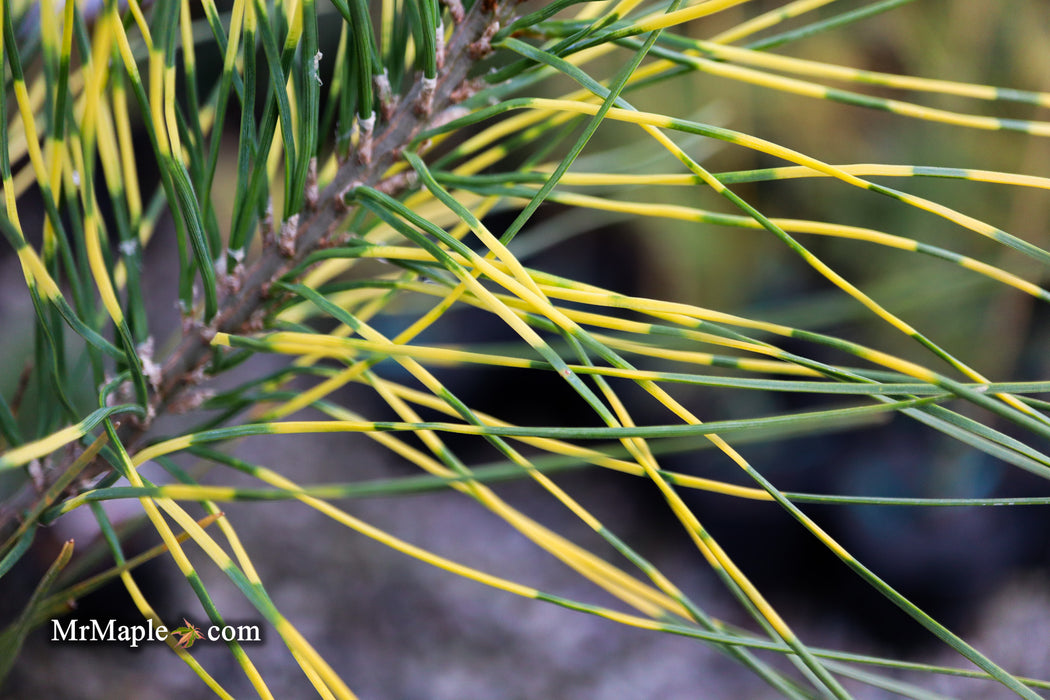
7,421 -> 1050,699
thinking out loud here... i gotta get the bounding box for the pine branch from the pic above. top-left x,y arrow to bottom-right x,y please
0,0 -> 519,532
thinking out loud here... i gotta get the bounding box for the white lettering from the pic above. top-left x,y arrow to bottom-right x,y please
48,618 -> 263,646
51,618 -> 78,641
90,618 -> 114,641
237,624 -> 261,642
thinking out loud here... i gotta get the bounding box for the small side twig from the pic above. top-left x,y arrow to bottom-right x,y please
10,361 -> 33,416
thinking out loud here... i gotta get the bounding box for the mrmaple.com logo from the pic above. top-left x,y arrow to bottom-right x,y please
51,617 -> 262,648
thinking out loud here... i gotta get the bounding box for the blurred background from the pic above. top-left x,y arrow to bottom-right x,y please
4,0 -> 1050,697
